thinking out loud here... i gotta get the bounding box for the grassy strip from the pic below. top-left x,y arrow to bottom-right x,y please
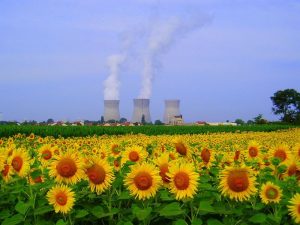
0,124 -> 297,138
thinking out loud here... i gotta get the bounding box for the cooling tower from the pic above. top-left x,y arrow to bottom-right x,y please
104,100 -> 120,121
164,100 -> 181,123
132,99 -> 151,123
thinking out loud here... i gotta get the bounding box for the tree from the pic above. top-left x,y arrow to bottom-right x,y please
154,120 -> 163,125
141,114 -> 146,125
235,119 -> 245,125
47,118 -> 54,124
271,89 -> 300,123
119,118 -> 127,123
253,114 -> 268,124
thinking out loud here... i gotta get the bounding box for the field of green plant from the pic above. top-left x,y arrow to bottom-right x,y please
0,124 -> 297,138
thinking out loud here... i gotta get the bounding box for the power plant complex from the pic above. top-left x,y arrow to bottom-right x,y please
103,99 -> 183,124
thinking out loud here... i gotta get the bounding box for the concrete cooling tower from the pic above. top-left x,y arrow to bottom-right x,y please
132,99 -> 151,123
104,100 -> 120,121
164,100 -> 181,123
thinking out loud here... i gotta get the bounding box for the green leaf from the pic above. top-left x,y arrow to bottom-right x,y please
191,218 -> 203,225
30,169 -> 42,179
249,213 -> 267,224
34,206 -> 53,215
199,200 -> 215,213
160,202 -> 183,217
0,210 -> 11,219
15,201 -> 30,215
55,219 -> 67,225
207,219 -> 224,225
1,214 -> 24,225
118,191 -> 131,200
173,219 -> 188,225
132,205 -> 152,221
75,209 -> 89,219
90,206 -> 104,218
160,190 -> 175,201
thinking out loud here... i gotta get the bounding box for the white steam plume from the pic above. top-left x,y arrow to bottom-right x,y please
139,16 -> 210,99
103,54 -> 126,100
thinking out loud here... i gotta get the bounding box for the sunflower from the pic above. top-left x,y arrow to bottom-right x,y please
113,158 -> 121,171
173,138 -> 191,157
121,146 -> 148,165
293,143 -> 300,160
219,165 -> 257,201
155,153 -> 171,185
84,158 -> 114,194
272,144 -> 291,164
8,148 -> 31,177
0,148 -> 6,172
110,144 -> 121,158
124,162 -> 161,200
260,182 -> 282,204
247,141 -> 260,159
288,193 -> 300,224
49,150 -> 84,184
284,159 -> 300,181
38,144 -> 54,166
167,162 -> 199,200
47,184 -> 75,214
1,164 -> 13,182
199,147 -> 215,168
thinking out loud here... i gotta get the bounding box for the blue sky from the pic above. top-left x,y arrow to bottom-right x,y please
0,0 -> 299,122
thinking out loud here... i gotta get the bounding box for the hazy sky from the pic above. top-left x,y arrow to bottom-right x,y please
0,0 -> 299,122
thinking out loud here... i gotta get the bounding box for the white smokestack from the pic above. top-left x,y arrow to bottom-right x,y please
104,100 -> 120,121
132,99 -> 151,123
164,100 -> 181,124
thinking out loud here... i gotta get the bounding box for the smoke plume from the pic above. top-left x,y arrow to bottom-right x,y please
103,54 -> 126,100
139,15 -> 210,98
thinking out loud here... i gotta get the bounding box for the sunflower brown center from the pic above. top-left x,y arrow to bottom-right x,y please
159,164 -> 170,183
12,156 -> 23,172
265,187 -> 279,199
56,158 -> 77,178
1,165 -> 9,176
174,172 -> 190,190
234,150 -> 240,161
56,192 -> 67,206
298,205 -> 300,214
134,172 -> 152,190
86,164 -> 106,185
42,150 -> 52,160
201,149 -> 211,163
114,160 -> 120,167
274,149 -> 287,161
129,151 -> 139,162
34,176 -> 43,183
288,164 -> 297,176
175,143 -> 187,156
227,170 -> 249,192
249,147 -> 258,157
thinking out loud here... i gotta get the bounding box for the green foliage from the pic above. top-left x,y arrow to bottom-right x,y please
0,124 -> 297,138
271,89 -> 300,124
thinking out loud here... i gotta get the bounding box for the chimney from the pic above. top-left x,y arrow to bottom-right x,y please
164,99 -> 180,123
132,99 -> 151,123
104,100 -> 120,121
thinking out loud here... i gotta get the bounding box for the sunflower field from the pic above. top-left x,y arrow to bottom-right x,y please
0,129 -> 300,225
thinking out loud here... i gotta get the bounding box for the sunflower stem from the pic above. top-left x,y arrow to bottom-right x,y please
28,176 -> 37,225
68,213 -> 73,225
